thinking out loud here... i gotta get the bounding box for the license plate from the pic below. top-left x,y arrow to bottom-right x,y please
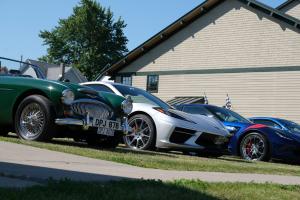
93,118 -> 121,131
97,127 -> 115,136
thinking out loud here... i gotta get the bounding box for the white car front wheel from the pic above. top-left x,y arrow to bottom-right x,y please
124,114 -> 156,150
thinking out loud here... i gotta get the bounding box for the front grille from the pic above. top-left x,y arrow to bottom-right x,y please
169,127 -> 196,144
195,133 -> 219,147
71,99 -> 112,119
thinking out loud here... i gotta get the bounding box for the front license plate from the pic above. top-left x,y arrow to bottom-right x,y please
97,127 -> 114,136
93,118 -> 121,131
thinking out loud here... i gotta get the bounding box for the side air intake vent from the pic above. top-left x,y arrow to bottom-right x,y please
169,127 -> 196,144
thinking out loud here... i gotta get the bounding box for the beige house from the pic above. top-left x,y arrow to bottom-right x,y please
106,0 -> 300,122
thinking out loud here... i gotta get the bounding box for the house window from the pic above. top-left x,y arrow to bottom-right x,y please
121,76 -> 132,86
147,75 -> 159,93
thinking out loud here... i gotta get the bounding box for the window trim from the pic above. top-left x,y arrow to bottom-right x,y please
146,75 -> 159,93
121,75 -> 132,86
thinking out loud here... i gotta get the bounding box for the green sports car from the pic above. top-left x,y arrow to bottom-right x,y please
0,57 -> 132,148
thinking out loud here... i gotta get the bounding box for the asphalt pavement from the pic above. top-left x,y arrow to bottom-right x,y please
1,141 -> 300,187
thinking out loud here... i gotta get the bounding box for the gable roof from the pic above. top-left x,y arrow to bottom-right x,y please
276,0 -> 299,10
105,0 -> 300,76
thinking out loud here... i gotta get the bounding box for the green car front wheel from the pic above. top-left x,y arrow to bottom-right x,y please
14,95 -> 56,141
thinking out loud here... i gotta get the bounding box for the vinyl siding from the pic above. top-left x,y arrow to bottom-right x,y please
147,71 -> 300,122
119,0 -> 300,74
280,1 -> 300,19
132,76 -> 147,90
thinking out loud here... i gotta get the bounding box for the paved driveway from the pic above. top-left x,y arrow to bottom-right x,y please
1,141 -> 300,187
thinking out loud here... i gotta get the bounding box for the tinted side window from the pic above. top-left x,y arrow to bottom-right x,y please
87,84 -> 114,93
252,119 -> 281,129
182,106 -> 211,116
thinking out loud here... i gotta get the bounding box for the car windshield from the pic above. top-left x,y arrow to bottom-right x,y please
114,84 -> 172,110
0,57 -> 45,79
206,106 -> 250,123
278,119 -> 300,134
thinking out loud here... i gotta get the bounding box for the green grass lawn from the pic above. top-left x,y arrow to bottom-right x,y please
1,179 -> 300,200
1,135 -> 300,176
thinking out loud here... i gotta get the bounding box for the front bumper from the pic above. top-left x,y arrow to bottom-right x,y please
153,111 -> 229,151
55,116 -> 131,134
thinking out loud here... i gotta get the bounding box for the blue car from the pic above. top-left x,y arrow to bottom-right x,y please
176,104 -> 300,162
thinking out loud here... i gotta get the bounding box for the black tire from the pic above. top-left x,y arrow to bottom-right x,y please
86,133 -> 121,149
14,95 -> 56,141
124,114 -> 156,150
239,132 -> 270,161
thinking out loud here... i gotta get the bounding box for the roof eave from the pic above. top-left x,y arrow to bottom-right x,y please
106,0 -> 224,75
276,0 -> 297,10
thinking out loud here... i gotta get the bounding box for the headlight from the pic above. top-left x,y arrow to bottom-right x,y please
225,126 -> 236,132
121,96 -> 133,115
61,89 -> 75,105
225,125 -> 240,135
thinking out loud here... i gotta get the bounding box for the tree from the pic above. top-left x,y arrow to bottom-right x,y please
39,0 -> 128,80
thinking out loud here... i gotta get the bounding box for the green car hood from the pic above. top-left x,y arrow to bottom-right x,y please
57,81 -> 126,110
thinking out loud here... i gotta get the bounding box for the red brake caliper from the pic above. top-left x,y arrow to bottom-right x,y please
246,141 -> 252,156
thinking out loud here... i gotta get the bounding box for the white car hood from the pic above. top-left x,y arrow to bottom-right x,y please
170,109 -> 230,137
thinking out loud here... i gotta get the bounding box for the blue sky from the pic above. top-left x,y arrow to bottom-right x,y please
0,0 -> 286,62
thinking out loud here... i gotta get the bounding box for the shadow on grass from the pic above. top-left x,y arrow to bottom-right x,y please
0,162 -> 220,200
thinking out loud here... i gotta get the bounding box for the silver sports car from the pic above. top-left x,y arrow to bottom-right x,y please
82,82 -> 230,152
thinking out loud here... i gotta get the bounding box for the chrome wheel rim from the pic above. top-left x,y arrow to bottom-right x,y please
19,103 -> 45,139
241,134 -> 266,161
124,118 -> 151,149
